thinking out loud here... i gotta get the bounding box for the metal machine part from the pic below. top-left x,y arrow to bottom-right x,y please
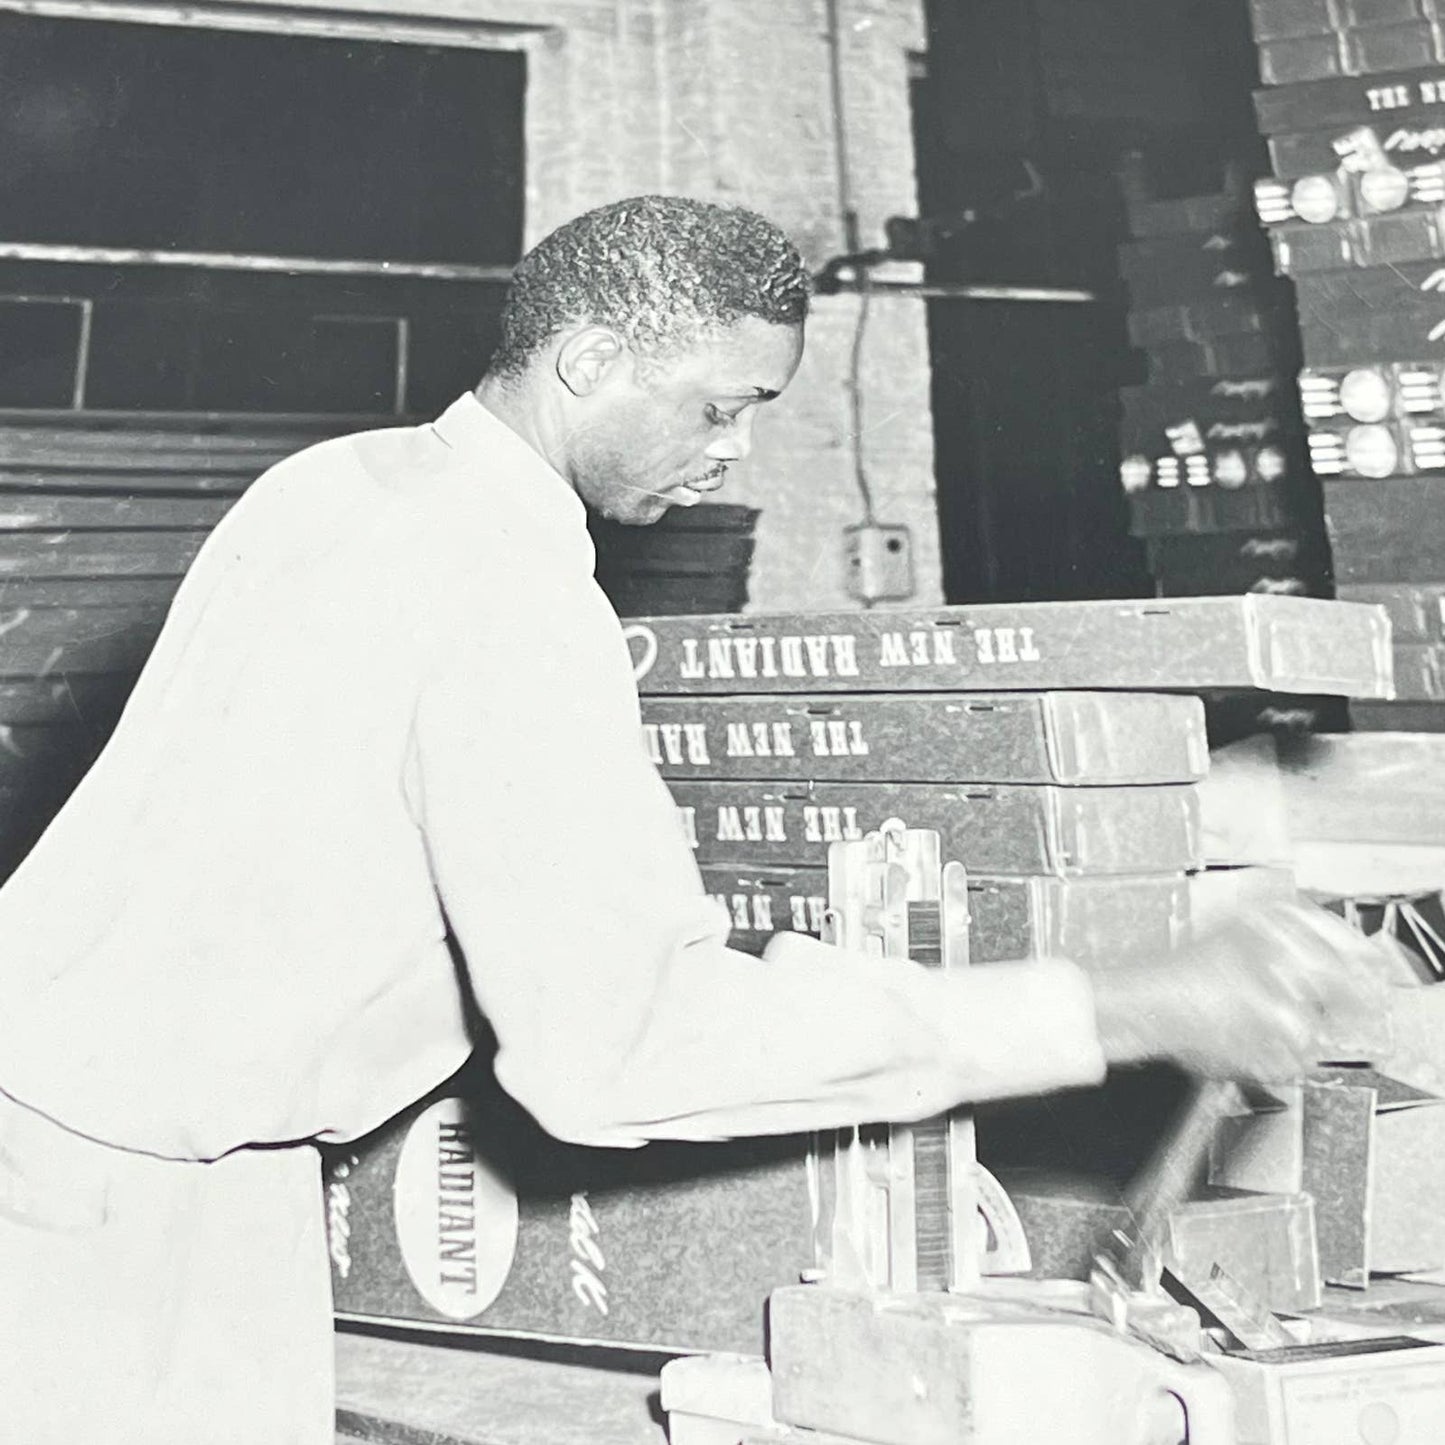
811,820 -> 1030,1295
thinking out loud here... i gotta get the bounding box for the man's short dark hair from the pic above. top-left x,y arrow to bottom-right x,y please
489,195 -> 812,378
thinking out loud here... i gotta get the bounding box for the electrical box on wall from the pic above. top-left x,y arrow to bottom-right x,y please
844,523 -> 915,603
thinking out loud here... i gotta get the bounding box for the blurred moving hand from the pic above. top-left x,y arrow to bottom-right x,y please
1091,900 -> 1394,1084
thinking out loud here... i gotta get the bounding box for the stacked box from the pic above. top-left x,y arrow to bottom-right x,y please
1115,179 -> 1332,609
640,606 -> 1216,1317
1248,2 -> 1445,724
649,686 -> 1208,961
1200,729 -> 1445,1307
630,597 -> 1388,942
323,596 -> 1389,1357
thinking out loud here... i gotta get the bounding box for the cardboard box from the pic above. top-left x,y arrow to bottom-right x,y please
1273,212 -> 1445,277
1255,65 -> 1445,135
1250,0 -> 1338,42
1003,1174 -> 1130,1280
1259,22 -> 1444,85
1392,643 -> 1445,700
1118,235 -> 1277,307
702,866 -> 1191,968
644,692 -> 1208,785
1211,1335 -> 1445,1445
963,873 -> 1191,967
326,1087 -> 815,1355
1167,1188 -> 1323,1313
670,780 -> 1204,876
1326,477 -> 1445,584
626,596 -> 1391,699
1259,31 -> 1349,84
1211,1090 -> 1445,1280
1270,116 -> 1445,180
1338,583 -> 1445,643
1128,297 -> 1291,347
1004,1175 -> 1321,1312
1128,484 -> 1309,540
1300,309 -> 1445,366
1127,192 -> 1248,239
1350,700 -> 1445,730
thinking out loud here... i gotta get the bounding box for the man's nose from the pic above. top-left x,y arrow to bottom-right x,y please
706,413 -> 757,464
705,435 -> 747,464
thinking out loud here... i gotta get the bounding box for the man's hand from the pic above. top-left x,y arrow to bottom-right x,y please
1090,900 -> 1394,1084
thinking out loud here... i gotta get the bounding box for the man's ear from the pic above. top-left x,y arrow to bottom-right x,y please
555,326 -> 625,398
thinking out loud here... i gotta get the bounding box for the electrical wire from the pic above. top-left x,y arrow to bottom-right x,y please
824,0 -> 882,576
846,265 -> 878,528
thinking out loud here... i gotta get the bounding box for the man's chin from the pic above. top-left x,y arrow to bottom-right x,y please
600,496 -> 672,527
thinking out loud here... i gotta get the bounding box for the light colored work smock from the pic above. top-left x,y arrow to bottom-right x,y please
0,394 -> 1108,1442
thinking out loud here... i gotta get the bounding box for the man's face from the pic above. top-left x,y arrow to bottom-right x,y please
566,317 -> 804,526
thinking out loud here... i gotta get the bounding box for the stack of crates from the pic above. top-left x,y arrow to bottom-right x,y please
1247,0 -> 1445,726
322,595 -> 1392,1361
1116,174 -> 1330,604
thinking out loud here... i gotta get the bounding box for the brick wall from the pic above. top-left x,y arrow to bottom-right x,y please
245,0 -> 942,608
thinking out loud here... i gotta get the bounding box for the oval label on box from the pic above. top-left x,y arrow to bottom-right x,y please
623,624 -> 659,682
392,1097 -> 518,1321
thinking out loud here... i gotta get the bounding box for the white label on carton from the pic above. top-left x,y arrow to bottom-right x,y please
393,1098 -> 518,1320
1281,1360 -> 1445,1444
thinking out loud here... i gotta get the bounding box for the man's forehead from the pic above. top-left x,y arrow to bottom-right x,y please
675,319 -> 802,393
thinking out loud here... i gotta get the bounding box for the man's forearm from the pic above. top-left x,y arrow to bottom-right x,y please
494,936 -> 1109,1149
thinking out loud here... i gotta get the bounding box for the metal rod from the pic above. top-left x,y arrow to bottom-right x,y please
0,242 -> 515,284
934,284 -> 1097,303
829,281 -> 1098,304
394,317 -> 411,418
0,0 -> 541,51
0,407 -> 388,425
824,0 -> 861,255
72,299 -> 93,412
0,292 -> 86,306
0,245 -> 1094,302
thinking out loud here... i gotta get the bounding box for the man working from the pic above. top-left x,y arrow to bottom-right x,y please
0,195 -> 1386,1442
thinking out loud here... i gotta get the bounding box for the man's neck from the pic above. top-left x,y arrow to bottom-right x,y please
474,373 -> 572,484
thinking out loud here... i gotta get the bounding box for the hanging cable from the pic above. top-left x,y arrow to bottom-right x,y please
847,265 -> 878,527
826,0 -> 881,543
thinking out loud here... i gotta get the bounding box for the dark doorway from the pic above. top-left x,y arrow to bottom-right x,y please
912,0 -> 1265,605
